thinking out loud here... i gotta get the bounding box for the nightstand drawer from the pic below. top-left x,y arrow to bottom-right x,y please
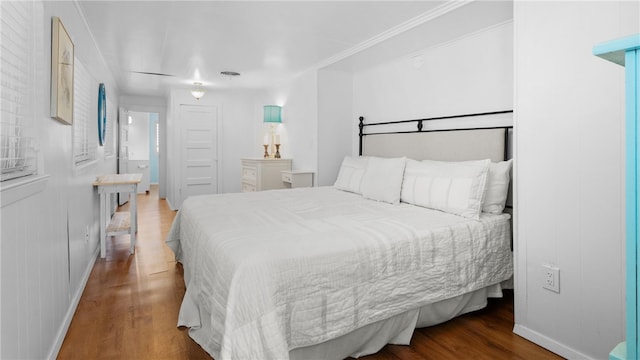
242,182 -> 256,192
242,166 -> 257,184
281,170 -> 314,188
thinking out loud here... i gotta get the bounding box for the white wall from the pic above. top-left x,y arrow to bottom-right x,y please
317,69 -> 353,186
165,88 -> 262,208
351,21 -> 513,153
259,71 -> 320,173
0,1 -> 119,358
514,1 -> 638,359
280,71 -> 319,171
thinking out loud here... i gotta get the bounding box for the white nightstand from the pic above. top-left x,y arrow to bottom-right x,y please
241,158 -> 292,192
281,170 -> 314,188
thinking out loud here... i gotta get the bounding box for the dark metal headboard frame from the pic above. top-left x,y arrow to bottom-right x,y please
358,110 -> 514,161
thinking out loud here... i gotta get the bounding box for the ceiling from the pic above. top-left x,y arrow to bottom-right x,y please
78,1 -> 450,96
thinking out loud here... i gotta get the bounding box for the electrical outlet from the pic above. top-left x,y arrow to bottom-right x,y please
85,225 -> 90,243
542,264 -> 560,293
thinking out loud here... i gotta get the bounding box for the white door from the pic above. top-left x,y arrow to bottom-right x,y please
118,107 -> 130,205
179,105 -> 218,203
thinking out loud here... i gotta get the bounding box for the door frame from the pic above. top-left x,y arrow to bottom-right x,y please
119,103 -> 168,199
117,107 -> 129,206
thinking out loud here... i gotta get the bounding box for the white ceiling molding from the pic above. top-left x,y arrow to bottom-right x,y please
73,0 -> 119,93
310,0 -> 473,72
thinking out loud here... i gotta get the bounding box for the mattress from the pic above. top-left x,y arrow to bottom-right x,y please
166,186 -> 513,360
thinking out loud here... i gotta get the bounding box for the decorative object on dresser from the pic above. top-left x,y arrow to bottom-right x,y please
274,143 -> 281,158
263,105 -> 282,158
241,158 -> 291,192
281,170 -> 313,188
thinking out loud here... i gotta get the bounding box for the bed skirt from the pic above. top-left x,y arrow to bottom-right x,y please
289,282 -> 506,359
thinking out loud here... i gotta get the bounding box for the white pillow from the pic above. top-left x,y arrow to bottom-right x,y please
401,159 -> 490,220
361,156 -> 407,204
483,159 -> 513,214
334,156 -> 368,194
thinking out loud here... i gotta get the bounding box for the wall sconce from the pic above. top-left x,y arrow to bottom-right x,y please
191,82 -> 205,100
263,105 -> 282,158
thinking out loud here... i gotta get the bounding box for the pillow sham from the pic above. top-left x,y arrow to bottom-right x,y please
361,156 -> 406,204
334,156 -> 368,194
483,159 -> 513,214
401,158 -> 490,220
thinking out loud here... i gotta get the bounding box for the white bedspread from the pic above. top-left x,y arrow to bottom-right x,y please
166,187 -> 512,360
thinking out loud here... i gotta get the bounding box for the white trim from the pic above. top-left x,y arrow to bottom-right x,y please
72,0 -> 118,91
403,19 -> 513,64
512,0 -> 527,333
73,159 -> 98,176
0,174 -> 50,208
166,197 -> 176,211
309,0 -> 472,72
513,324 -> 594,360
46,245 -> 100,360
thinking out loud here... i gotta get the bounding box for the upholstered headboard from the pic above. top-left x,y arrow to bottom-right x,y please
358,111 -> 513,162
362,129 -> 506,162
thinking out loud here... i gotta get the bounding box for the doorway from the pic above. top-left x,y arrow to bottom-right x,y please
118,109 -> 161,204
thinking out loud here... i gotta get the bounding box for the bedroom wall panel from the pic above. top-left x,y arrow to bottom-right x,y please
1,1 -> 119,358
260,70 -> 320,174
351,21 -> 513,156
317,69 -> 353,186
514,1 -> 638,359
279,71 -> 319,173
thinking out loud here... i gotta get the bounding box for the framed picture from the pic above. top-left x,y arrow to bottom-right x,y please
50,16 -> 74,125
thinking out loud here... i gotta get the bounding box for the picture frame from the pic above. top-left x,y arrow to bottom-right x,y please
50,16 -> 74,125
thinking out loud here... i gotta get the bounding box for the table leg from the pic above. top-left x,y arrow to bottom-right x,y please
129,186 -> 137,254
100,192 -> 106,258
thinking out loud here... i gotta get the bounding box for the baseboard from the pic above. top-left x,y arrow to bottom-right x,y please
46,245 -> 100,360
166,197 -> 176,211
513,324 -> 594,360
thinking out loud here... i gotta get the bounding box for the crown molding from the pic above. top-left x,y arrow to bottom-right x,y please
73,0 -> 119,93
309,0 -> 474,72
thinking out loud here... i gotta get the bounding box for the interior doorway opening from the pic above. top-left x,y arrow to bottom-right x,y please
119,109 -> 161,204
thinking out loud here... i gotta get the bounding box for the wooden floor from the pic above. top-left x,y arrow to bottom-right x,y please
58,185 -> 563,360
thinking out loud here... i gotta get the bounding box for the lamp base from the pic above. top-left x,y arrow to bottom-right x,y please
263,144 -> 269,159
275,144 -> 281,159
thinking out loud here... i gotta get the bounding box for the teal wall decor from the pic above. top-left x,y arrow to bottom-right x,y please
97,83 -> 106,146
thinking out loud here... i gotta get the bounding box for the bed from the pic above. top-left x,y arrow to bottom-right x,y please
167,111 -> 514,360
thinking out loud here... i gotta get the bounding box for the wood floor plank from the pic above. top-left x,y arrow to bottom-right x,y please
58,186 -> 564,360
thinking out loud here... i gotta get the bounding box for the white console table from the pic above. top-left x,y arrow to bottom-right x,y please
93,173 -> 142,258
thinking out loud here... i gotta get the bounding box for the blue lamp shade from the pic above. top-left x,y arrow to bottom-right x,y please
264,105 -> 282,123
